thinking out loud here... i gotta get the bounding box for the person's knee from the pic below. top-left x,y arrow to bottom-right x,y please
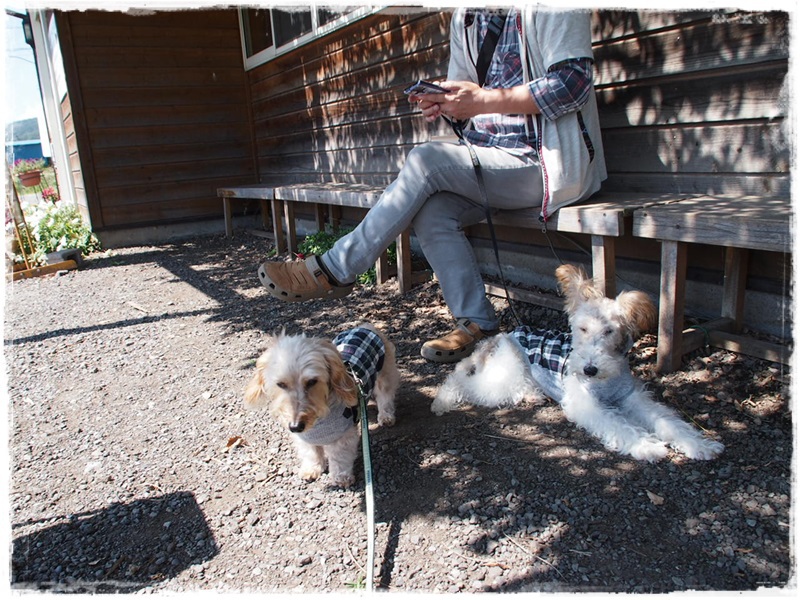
403,142 -> 445,177
411,196 -> 460,240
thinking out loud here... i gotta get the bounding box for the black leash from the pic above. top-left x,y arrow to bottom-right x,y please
451,121 -> 522,327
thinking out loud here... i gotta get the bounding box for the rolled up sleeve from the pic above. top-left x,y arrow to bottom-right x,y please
529,58 -> 594,121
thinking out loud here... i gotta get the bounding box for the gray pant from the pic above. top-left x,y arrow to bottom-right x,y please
323,140 -> 543,331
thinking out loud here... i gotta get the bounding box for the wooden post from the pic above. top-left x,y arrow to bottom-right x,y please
271,199 -> 286,254
656,240 -> 688,373
591,234 -> 616,298
396,229 -> 412,293
223,197 -> 234,238
721,246 -> 749,331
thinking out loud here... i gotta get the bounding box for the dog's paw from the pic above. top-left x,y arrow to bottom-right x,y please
629,438 -> 669,462
299,465 -> 324,481
331,473 -> 355,488
377,412 -> 396,427
430,397 -> 452,416
676,437 -> 725,460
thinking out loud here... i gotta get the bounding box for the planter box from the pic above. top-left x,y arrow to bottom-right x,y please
18,170 -> 42,187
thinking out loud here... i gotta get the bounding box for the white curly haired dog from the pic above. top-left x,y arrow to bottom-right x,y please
432,264 -> 724,462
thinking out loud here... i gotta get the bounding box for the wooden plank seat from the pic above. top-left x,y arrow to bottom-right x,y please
632,194 -> 791,372
485,192 -> 696,304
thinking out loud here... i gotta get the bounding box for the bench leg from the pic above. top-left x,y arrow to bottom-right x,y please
396,229 -> 412,293
591,234 -> 616,298
314,204 -> 327,232
375,251 -> 390,285
722,246 -> 748,332
260,199 -> 270,231
223,197 -> 234,238
284,201 -> 297,254
271,199 -> 286,254
656,240 -> 687,373
330,206 -> 342,232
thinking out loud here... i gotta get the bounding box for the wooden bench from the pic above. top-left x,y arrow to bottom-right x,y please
633,194 -> 791,372
220,184 -> 791,372
219,184 -> 687,299
486,192 -> 695,304
217,182 -> 417,291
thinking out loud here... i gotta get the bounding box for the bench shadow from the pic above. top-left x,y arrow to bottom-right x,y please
11,491 -> 218,593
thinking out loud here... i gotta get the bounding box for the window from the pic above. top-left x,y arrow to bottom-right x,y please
239,5 -> 378,69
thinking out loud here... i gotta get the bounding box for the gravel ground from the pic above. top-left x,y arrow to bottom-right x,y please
4,233 -> 795,594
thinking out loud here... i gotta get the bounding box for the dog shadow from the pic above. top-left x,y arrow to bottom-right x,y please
11,491 -> 218,593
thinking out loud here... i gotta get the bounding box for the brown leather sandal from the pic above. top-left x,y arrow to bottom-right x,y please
420,318 -> 499,363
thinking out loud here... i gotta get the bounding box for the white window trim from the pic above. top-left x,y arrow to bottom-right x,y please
238,5 -> 383,71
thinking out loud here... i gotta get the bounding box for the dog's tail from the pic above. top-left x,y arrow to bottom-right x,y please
432,334 -> 541,415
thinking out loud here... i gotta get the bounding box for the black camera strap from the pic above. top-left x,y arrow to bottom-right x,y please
475,9 -> 507,86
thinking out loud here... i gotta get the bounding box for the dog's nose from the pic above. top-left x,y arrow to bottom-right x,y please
583,365 -> 598,377
289,421 -> 306,433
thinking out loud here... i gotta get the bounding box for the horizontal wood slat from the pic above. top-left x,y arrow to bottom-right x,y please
594,14 -> 788,86
602,173 -> 790,197
596,65 -> 786,128
602,121 -> 789,175
88,123 -> 253,149
632,195 -> 791,253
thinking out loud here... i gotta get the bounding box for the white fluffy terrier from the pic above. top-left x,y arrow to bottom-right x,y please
245,323 -> 400,486
432,264 -> 724,462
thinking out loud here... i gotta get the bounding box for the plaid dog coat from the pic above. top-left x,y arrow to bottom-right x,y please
509,326 -> 636,407
296,326 -> 385,446
510,326 -> 572,375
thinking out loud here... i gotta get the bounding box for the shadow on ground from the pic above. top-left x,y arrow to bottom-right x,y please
11,492 -> 217,593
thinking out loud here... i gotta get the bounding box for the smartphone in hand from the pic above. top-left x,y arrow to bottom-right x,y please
404,79 -> 450,95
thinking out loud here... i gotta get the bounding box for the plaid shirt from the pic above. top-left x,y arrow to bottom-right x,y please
510,326 -> 572,375
465,8 -> 594,156
296,326 -> 385,446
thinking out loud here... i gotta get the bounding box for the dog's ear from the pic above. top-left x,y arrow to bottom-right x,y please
615,290 -> 657,340
243,337 -> 277,409
321,340 -> 359,407
555,264 -> 603,315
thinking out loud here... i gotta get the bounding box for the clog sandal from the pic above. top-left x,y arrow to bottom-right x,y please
258,255 -> 353,302
420,318 -> 499,363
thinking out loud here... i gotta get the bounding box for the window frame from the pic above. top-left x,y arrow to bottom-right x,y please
238,5 -> 381,70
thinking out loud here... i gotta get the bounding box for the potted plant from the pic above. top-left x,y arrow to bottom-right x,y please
10,202 -> 101,268
34,203 -> 101,266
41,186 -> 60,204
12,158 -> 46,188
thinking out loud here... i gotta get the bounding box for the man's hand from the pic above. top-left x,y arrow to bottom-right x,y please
408,80 -> 540,122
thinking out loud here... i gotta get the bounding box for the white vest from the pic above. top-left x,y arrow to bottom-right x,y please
448,7 -> 607,220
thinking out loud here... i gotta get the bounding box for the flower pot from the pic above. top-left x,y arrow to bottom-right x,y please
46,248 -> 83,267
19,170 -> 42,187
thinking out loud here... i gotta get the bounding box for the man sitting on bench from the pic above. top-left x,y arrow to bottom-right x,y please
258,7 -> 606,363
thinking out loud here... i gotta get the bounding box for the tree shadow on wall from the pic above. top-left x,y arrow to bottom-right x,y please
11,491 -> 217,593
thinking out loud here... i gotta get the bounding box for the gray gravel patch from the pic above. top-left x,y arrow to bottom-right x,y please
4,233 -> 793,593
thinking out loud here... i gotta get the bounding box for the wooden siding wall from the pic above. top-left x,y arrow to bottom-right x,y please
59,90 -> 88,219
593,10 -> 789,197
247,8 -> 450,187
56,9 -> 255,230
248,8 -> 789,198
